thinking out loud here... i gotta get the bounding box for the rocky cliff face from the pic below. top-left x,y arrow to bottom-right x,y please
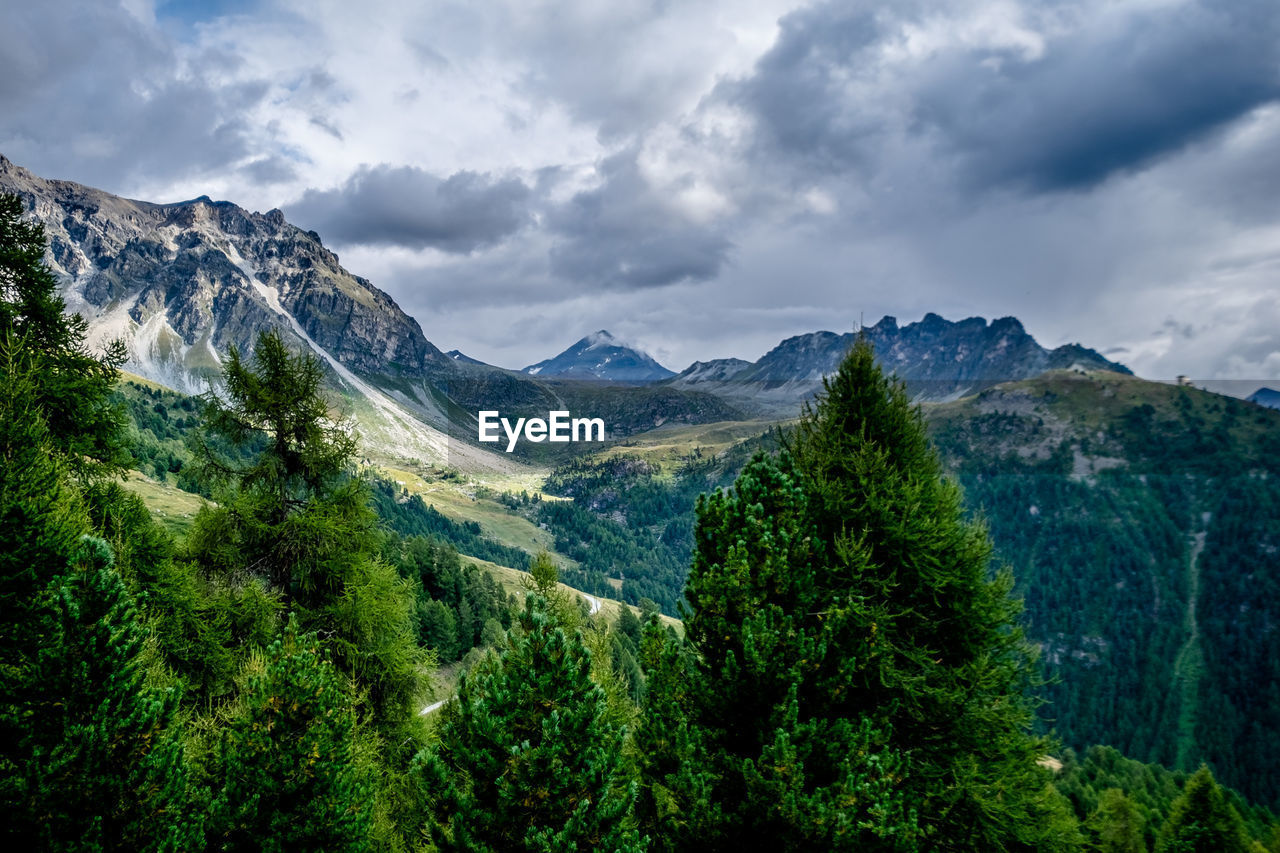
668,313 -> 1130,412
0,154 -> 447,394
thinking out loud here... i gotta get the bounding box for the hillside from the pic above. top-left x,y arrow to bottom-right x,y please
533,370 -> 1280,806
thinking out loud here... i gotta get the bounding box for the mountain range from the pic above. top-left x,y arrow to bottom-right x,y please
1248,387 -> 1280,410
0,155 -> 738,464
666,314 -> 1129,413
2,153 -> 1129,462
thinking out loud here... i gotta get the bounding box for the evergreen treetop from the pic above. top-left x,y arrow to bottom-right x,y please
417,594 -> 644,852
0,192 -> 128,480
663,334 -> 1072,852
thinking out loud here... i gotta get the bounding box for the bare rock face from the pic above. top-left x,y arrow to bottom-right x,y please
668,312 -> 1129,413
0,154 -> 448,393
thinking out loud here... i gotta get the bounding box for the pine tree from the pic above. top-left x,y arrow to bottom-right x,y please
1154,766 -> 1251,853
1,354 -> 200,850
664,336 -> 1077,851
523,548 -> 578,628
0,345 -> 80,673
209,615 -> 373,853
671,449 -> 917,850
0,192 -> 128,479
416,594 -> 644,852
1086,788 -> 1145,853
8,536 -> 202,851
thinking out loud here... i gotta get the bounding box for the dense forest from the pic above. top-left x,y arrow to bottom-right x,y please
531,374 -> 1280,809
3,190 -> 1279,850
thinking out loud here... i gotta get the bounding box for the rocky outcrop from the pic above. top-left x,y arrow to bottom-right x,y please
667,313 -> 1129,413
0,154 -> 448,392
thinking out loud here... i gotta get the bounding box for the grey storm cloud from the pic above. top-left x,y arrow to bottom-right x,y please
914,0 -> 1280,191
0,0 -> 269,189
287,164 -> 533,254
723,0 -> 1280,193
546,152 -> 733,289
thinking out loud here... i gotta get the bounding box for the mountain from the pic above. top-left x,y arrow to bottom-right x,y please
522,330 -> 676,383
446,349 -> 488,366
667,313 -> 1129,413
1248,387 -> 1280,410
0,156 -> 740,463
0,155 -> 447,391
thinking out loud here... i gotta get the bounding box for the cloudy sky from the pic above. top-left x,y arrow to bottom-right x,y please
2,0 -> 1278,380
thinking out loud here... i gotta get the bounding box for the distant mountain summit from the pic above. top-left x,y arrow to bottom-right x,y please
668,313 -> 1129,412
522,330 -> 676,383
446,349 -> 488,366
1248,387 -> 1280,410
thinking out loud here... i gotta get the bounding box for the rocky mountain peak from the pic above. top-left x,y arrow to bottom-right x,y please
522,331 -> 676,383
0,154 -> 448,393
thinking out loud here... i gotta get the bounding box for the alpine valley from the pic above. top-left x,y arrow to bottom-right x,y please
5,153 -> 1280,816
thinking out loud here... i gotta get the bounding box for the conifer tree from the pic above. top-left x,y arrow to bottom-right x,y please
1,356 -> 200,851
188,329 -> 426,735
416,594 -> 643,852
210,615 -> 373,853
523,548 -> 578,628
671,449 -> 916,850
666,336 -> 1077,851
1154,766 -> 1251,853
0,192 -> 128,479
0,347 -> 80,672
8,536 -> 202,851
1086,788 -> 1145,853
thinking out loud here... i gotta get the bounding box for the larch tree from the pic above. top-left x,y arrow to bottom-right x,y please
1086,788 -> 1145,853
0,191 -> 128,480
187,329 -> 426,737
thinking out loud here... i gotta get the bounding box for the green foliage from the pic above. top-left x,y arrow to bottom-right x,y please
186,330 -> 428,738
1155,766 -> 1251,853
6,536 -> 202,851
369,476 -> 531,570
0,192 -> 128,480
537,439 -> 771,613
656,337 -> 1076,851
195,329 -> 356,523
1086,789 -> 1145,853
781,337 -> 1068,850
209,615 -> 373,852
387,534 -> 515,663
416,595 -> 644,852
0,351 -> 82,660
523,549 -> 579,629
663,449 -> 919,850
86,482 -> 239,698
